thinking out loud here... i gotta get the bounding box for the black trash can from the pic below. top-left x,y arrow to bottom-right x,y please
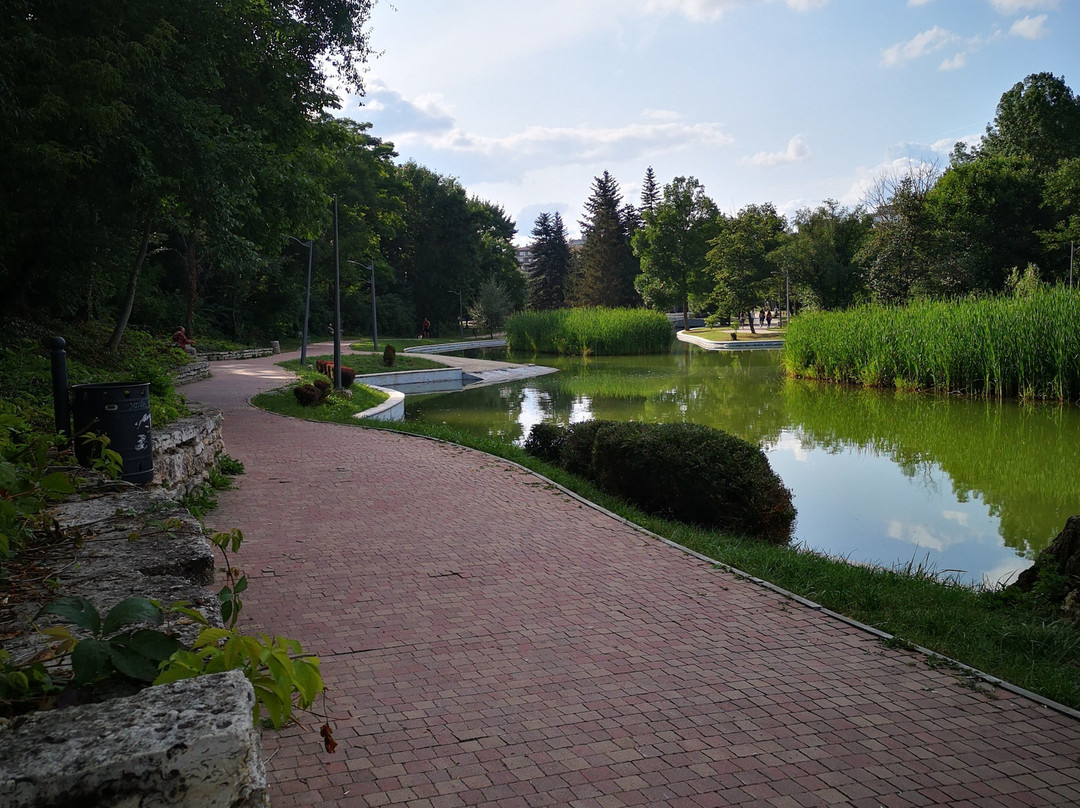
71,382 -> 153,484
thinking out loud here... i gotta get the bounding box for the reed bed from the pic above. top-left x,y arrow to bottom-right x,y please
782,287 -> 1080,401
506,307 -> 673,355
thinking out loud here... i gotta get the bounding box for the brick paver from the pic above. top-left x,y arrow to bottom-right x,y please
187,350 -> 1080,807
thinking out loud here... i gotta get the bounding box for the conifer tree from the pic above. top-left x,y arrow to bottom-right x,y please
641,166 -> 660,214
527,212 -> 571,309
572,171 -> 640,307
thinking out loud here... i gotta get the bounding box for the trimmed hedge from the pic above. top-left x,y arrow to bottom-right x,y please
525,420 -> 795,544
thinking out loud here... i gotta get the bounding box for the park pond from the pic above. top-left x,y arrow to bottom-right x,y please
405,346 -> 1080,587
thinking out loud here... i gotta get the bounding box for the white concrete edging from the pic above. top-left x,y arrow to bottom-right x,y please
677,331 -> 783,351
354,384 -> 404,421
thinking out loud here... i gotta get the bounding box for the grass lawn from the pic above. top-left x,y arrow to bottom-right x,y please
249,383 -> 1080,711
687,327 -> 786,342
282,353 -> 446,375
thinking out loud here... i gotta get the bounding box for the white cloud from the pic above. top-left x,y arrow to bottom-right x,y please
741,134 -> 812,168
640,0 -> 826,22
939,53 -> 967,70
907,0 -> 934,6
1009,14 -> 1049,38
989,0 -> 1059,13
880,26 -> 956,67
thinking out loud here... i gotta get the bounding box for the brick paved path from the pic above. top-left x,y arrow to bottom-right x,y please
187,351 -> 1080,807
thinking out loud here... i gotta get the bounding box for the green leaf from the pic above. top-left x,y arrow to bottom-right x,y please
293,658 -> 323,706
128,629 -> 183,662
71,638 -> 112,685
102,597 -> 162,635
233,576 -> 248,594
40,471 -> 75,495
108,643 -> 162,681
37,597 -> 102,635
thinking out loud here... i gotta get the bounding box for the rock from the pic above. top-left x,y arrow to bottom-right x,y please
1012,516 -> 1080,609
0,671 -> 268,808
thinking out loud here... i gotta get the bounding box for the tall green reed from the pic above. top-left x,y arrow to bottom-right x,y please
506,307 -> 673,355
782,287 -> 1080,401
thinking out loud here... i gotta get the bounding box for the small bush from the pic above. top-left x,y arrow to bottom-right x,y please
382,344 -> 397,367
525,420 -> 795,543
293,384 -> 321,406
312,378 -> 331,401
522,422 -> 564,464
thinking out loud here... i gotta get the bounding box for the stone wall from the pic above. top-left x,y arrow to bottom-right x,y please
0,671 -> 268,808
152,404 -> 224,499
172,358 -> 211,385
200,348 -> 274,361
0,408 -> 269,808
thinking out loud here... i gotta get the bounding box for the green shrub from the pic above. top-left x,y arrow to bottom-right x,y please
506,307 -> 672,355
527,420 -> 796,543
521,422 -> 564,464
382,344 -> 397,367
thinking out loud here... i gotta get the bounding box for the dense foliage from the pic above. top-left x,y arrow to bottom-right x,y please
782,286 -> 1080,401
0,3 -> 522,351
505,308 -> 672,356
525,420 -> 795,543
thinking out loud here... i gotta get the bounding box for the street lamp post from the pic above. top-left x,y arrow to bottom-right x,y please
347,259 -> 378,352
448,289 -> 463,339
287,237 -> 314,366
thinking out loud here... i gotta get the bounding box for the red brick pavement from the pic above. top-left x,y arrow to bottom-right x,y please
187,352 -> 1080,807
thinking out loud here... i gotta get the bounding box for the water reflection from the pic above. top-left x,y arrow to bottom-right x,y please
407,347 -> 1080,585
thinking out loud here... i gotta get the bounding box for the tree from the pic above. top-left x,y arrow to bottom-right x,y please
632,176 -> 719,329
980,72 -> 1080,173
469,280 -> 515,338
706,204 -> 786,333
572,171 -> 640,307
640,167 -> 660,214
772,201 -> 872,311
923,155 -> 1049,295
0,0 -> 376,346
527,212 -> 572,310
857,163 -> 939,303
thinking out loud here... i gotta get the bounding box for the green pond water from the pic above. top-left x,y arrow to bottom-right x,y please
405,346 -> 1080,586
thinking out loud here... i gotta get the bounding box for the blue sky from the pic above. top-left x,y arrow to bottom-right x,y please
339,0 -> 1078,244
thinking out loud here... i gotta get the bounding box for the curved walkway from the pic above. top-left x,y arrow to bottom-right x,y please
186,348 -> 1080,808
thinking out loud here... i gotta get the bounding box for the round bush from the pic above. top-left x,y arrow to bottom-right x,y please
525,420 -> 795,543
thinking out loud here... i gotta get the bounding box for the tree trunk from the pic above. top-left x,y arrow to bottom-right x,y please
107,211 -> 153,352
682,300 -> 689,331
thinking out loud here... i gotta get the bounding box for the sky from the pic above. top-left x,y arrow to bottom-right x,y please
338,0 -> 1079,245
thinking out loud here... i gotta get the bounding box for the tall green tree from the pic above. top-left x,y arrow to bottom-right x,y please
706,204 -> 786,333
572,171 -> 640,307
527,212 -> 572,310
384,162 -> 520,335
640,167 -> 660,214
772,201 -> 872,311
979,72 -> 1080,173
632,176 -> 719,329
0,0 -> 376,347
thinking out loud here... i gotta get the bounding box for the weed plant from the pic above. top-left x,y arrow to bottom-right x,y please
506,307 -> 673,355
782,287 -> 1080,401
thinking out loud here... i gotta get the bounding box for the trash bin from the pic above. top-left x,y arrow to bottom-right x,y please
71,382 -> 153,484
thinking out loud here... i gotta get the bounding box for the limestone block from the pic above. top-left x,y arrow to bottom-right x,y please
0,671 -> 268,808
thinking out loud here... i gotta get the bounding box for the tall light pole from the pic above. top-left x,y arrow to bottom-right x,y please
332,196 -> 342,390
287,237 -> 313,365
347,259 -> 378,352
448,289 -> 463,339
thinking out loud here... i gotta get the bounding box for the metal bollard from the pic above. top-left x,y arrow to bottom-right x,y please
49,337 -> 71,440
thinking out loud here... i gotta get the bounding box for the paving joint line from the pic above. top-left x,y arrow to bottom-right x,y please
238,384 -> 1080,724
